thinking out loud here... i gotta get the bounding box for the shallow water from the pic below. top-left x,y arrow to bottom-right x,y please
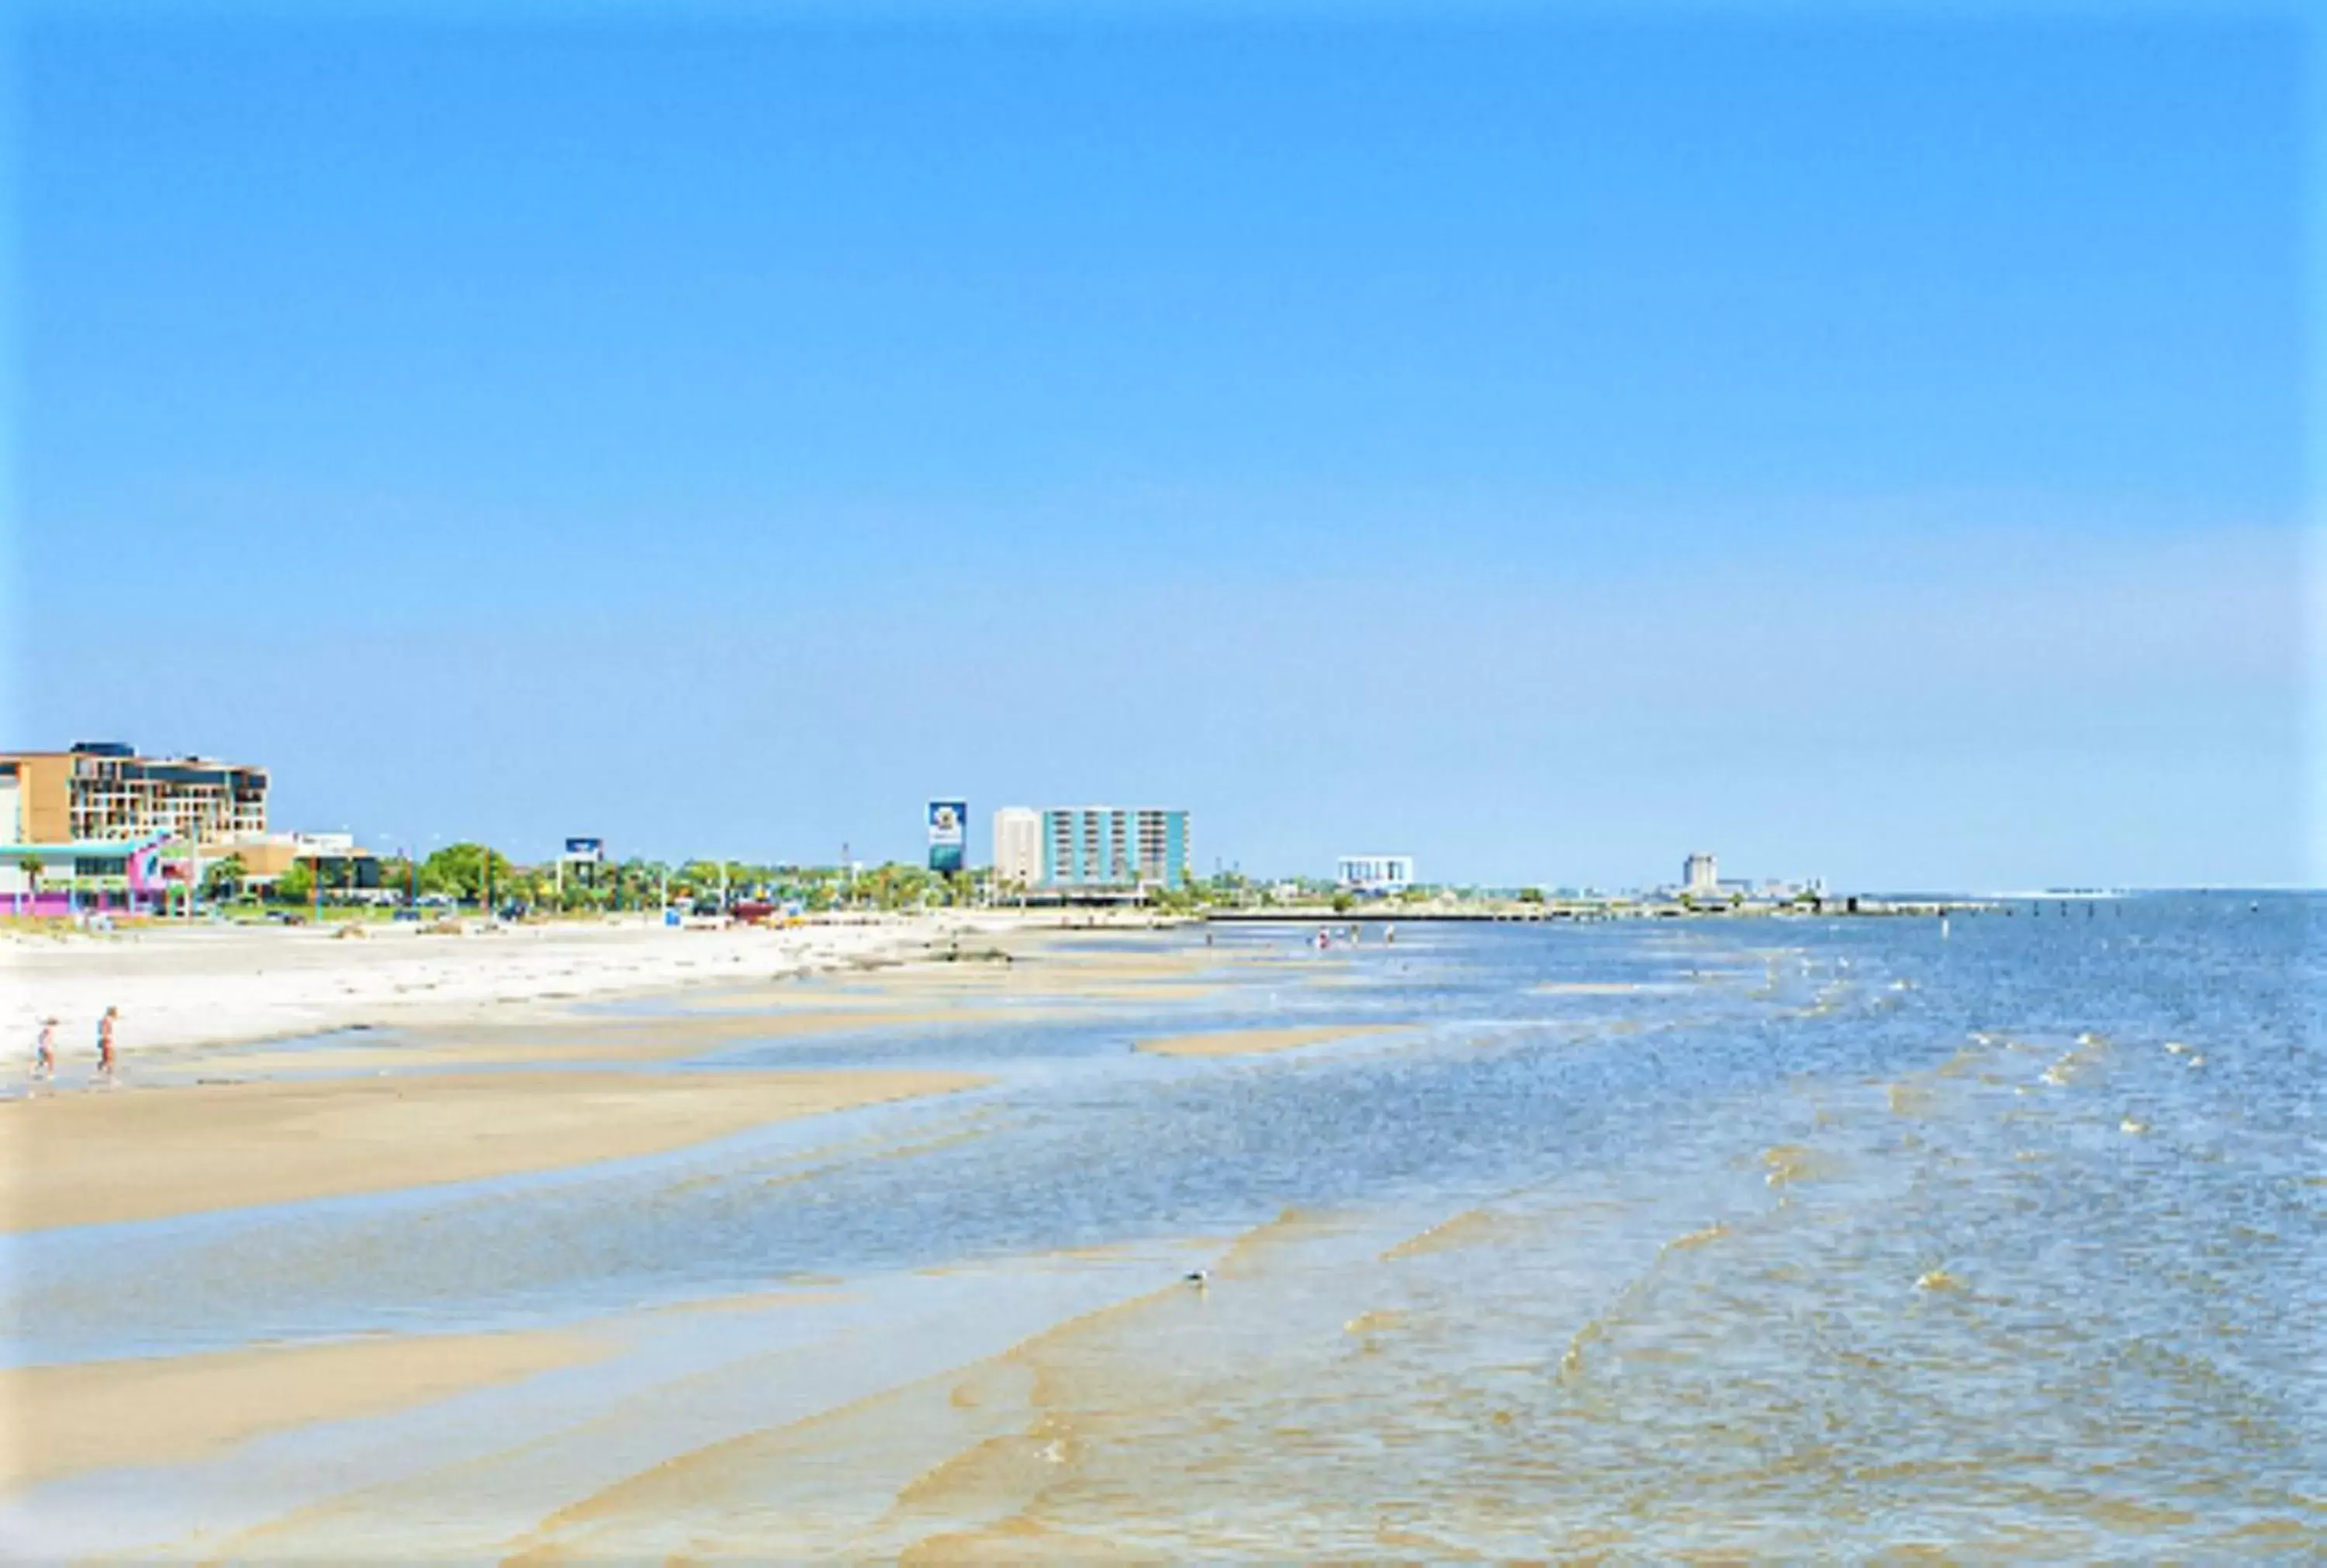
5,893 -> 2321,1556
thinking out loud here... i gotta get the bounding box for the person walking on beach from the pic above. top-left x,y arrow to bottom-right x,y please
95,1007 -> 119,1083
31,1017 -> 57,1081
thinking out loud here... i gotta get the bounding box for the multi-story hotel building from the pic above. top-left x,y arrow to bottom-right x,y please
1,741 -> 269,846
991,807 -> 1042,889
1683,851 -> 1719,895
1337,855 -> 1416,895
1041,806 -> 1190,889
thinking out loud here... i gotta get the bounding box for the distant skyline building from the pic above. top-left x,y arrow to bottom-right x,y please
1683,851 -> 1719,895
1337,855 -> 1415,896
991,806 -> 1041,889
1042,806 -> 1190,889
0,741 -> 268,846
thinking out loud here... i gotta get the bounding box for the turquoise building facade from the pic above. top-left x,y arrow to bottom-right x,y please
1040,807 -> 1190,889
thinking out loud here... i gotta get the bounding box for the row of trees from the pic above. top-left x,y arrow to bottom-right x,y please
200,845 -> 1001,914
200,847 -> 1460,916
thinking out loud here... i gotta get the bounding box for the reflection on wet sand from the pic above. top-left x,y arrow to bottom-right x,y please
0,1330 -> 611,1492
182,1010 -> 970,1075
1133,1024 -> 1406,1059
0,1069 -> 986,1230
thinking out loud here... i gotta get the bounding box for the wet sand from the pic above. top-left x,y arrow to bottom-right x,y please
185,1009 -> 968,1076
1133,1024 -> 1404,1059
0,1069 -> 986,1231
0,1330 -> 611,1492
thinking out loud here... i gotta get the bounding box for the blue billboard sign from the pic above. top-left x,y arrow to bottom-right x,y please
928,801 -> 966,874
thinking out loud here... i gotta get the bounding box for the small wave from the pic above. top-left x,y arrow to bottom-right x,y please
1761,1145 -> 1821,1187
1665,1221 -> 1729,1252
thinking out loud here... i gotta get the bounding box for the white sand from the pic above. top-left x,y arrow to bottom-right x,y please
0,914 -> 1018,1061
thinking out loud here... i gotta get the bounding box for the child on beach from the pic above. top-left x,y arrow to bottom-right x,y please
31,1017 -> 57,1081
96,1007 -> 119,1083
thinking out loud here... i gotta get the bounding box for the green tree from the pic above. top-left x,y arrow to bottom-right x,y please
275,862 -> 313,905
420,843 -> 514,906
202,854 -> 247,900
1518,886 -> 1546,904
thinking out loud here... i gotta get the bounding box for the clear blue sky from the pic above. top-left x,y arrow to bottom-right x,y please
4,2 -> 2314,889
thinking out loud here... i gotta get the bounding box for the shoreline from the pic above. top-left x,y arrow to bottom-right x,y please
0,909 -> 1157,1065
0,916 -> 1230,1233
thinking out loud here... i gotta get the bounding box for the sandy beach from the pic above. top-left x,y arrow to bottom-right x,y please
1,907 -> 2306,1559
0,1331 -> 614,1492
0,915 -> 1247,1236
0,915 -> 1406,1554
0,914 -> 999,1061
1,1069 -> 987,1231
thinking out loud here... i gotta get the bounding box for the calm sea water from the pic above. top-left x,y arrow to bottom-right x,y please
9,892 -> 2320,1556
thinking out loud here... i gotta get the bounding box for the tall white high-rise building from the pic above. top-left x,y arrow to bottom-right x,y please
992,806 -> 1042,889
1683,851 -> 1719,894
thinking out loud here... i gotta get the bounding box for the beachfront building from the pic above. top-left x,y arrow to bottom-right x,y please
1042,806 -> 1191,890
0,751 -> 192,914
991,807 -> 1041,889
0,832 -> 174,917
177,830 -> 382,894
0,741 -> 268,847
1337,855 -> 1416,896
1683,851 -> 1719,895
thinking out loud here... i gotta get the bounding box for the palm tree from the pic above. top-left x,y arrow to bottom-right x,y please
203,854 -> 248,901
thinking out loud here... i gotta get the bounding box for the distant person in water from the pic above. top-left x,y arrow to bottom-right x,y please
96,1007 -> 119,1083
31,1017 -> 57,1081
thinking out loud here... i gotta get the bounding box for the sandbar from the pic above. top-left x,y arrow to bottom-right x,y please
189,1009 -> 966,1076
1133,1025 -> 1403,1059
0,1069 -> 985,1231
0,1329 -> 610,1491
